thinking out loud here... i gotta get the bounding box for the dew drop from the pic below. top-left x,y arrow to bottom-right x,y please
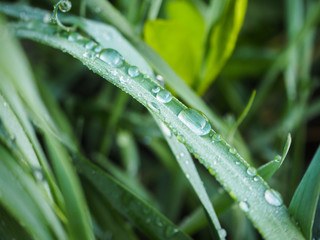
68,32 -> 83,42
93,45 -> 103,53
218,228 -> 227,238
3,102 -> 7,107
85,40 -> 96,50
156,90 -> 172,103
211,133 -> 221,142
264,189 -> 283,207
253,176 -> 259,182
83,51 -> 95,60
98,48 -> 124,67
152,86 -> 160,93
246,167 -> 257,176
186,174 -> 190,179
43,12 -> 51,23
229,147 -> 237,154
156,75 -> 164,86
239,201 -> 250,212
127,66 -> 140,77
178,109 -> 211,136
160,122 -> 172,138
274,155 -> 281,162
235,161 -> 240,165
59,0 -> 72,12
32,168 -> 44,182
165,225 -> 178,237
148,101 -> 160,112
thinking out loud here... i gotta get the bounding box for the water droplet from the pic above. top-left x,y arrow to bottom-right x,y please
239,201 -> 250,212
213,160 -> 217,165
156,90 -> 172,103
93,45 -> 103,53
83,51 -> 95,60
43,12 -> 51,23
32,168 -> 44,181
264,189 -> 283,207
148,101 -> 160,112
178,109 -> 211,136
156,75 -> 164,86
160,122 -> 172,137
180,152 -> 184,157
59,0 -> 72,12
185,160 -> 189,165
176,135 -> 185,143
253,176 -> 259,181
68,32 -> 83,42
211,133 -> 221,142
85,40 -> 96,50
127,66 -> 140,77
274,155 -> 281,162
229,147 -> 237,154
98,49 -> 124,67
156,217 -> 163,227
246,167 -> 257,176
186,174 -> 190,179
152,86 -> 160,93
235,161 -> 240,165
3,102 -> 7,107
218,228 -> 227,238
165,226 -> 178,237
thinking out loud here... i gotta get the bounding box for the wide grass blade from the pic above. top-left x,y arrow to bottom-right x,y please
289,147 -> 320,239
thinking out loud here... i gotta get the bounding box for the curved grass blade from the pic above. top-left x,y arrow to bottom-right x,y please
157,120 -> 224,239
289,147 -> 320,239
8,20 -> 305,239
257,133 -> 291,181
75,155 -> 192,240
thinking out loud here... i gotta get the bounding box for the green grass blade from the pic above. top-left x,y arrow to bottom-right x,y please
7,19 -> 305,239
289,147 -> 320,239
257,134 -> 291,181
75,155 -> 192,240
44,133 -> 94,240
0,146 -> 57,240
157,119 -> 224,239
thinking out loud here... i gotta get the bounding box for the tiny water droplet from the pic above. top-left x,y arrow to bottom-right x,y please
246,167 -> 257,176
178,109 -> 211,136
274,155 -> 281,162
127,66 -> 140,77
43,12 -> 51,23
186,174 -> 190,179
85,40 -> 96,50
83,51 -> 95,60
264,189 -> 283,207
156,217 -> 163,227
180,152 -> 184,157
239,201 -> 250,212
32,168 -> 45,182
185,160 -> 189,165
213,160 -> 217,165
218,228 -> 227,238
165,225 -> 178,237
229,147 -> 237,154
68,32 -> 83,42
3,102 -> 8,107
156,75 -> 164,86
253,176 -> 259,181
148,101 -> 160,112
98,49 -> 124,67
235,161 -> 240,165
211,133 -> 221,142
160,122 -> 172,137
93,45 -> 102,53
59,0 -> 72,12
152,86 -> 160,93
176,135 -> 185,143
156,90 -> 172,103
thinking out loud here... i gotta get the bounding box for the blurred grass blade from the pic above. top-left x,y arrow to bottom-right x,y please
199,0 -> 247,94
157,120 -> 224,239
312,198 -> 320,239
75,155 -> 192,240
44,134 -> 94,240
258,134 -> 291,181
7,19 -> 305,239
228,90 -> 256,141
0,145 -> 62,240
289,147 -> 320,239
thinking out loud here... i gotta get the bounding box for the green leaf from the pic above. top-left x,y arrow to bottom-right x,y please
75,155 -> 192,240
257,134 -> 291,181
157,119 -> 223,239
0,145 -> 65,240
44,134 -> 94,240
6,18 -> 305,239
199,0 -> 247,94
289,147 -> 320,240
144,0 -> 205,86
